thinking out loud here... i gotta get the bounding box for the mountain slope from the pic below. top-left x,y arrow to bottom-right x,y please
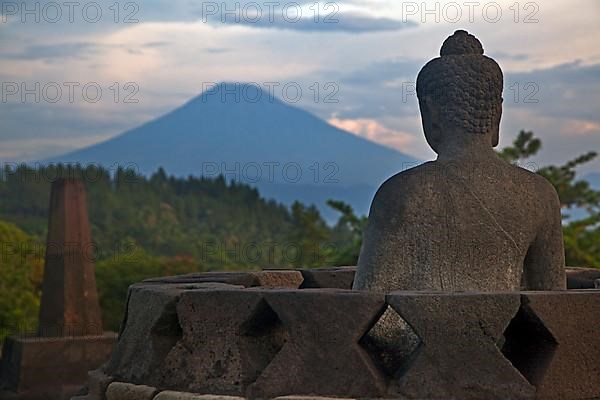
47,83 -> 421,218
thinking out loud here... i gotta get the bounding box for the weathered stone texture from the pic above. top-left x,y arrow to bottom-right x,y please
354,30 -> 566,298
107,283 -> 243,384
298,267 -> 356,289
252,270 -> 304,288
273,397 -> 357,400
386,291 -> 534,400
70,367 -> 114,400
153,391 -> 245,400
143,271 -> 303,289
105,382 -> 157,400
565,267 -> 600,289
160,289 -> 283,395
97,284 -> 599,400
247,289 -> 387,399
519,291 -> 600,400
38,178 -> 104,337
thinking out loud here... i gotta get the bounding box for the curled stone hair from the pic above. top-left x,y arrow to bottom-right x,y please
416,30 -> 503,135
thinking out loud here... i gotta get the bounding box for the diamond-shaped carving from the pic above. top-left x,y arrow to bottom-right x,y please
150,299 -> 183,367
160,289 -> 276,395
386,291 -> 535,400
519,292 -> 600,400
247,289 -> 387,399
501,303 -> 558,386
239,298 -> 289,385
358,305 -> 422,379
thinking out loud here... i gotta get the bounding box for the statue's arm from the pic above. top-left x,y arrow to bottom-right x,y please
523,188 -> 566,290
354,200 -> 390,290
354,182 -> 403,291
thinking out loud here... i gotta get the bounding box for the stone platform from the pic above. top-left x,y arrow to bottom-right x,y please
0,333 -> 117,400
75,268 -> 600,400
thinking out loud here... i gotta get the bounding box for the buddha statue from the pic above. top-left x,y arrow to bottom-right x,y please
353,30 -> 565,370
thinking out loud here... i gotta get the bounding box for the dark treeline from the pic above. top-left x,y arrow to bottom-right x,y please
0,164 -> 362,331
1,131 -> 598,333
0,164 -> 360,268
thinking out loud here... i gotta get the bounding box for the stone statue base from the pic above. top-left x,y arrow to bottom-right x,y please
80,268 -> 600,400
0,332 -> 117,400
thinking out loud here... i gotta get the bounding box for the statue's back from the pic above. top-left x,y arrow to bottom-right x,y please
354,30 -> 565,294
355,157 -> 558,292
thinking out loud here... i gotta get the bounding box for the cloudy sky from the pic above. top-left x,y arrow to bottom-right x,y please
1,0 -> 599,173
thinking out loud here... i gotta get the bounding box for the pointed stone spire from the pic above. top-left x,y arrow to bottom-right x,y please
38,178 -> 103,337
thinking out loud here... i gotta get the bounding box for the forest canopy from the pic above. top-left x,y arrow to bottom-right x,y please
0,131 -> 597,335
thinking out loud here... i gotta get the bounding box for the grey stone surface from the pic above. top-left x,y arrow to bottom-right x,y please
70,367 -> 114,400
143,272 -> 258,286
358,306 -> 420,377
273,397 -> 357,400
253,270 -> 304,288
93,286 -> 599,399
247,289 -> 387,399
159,289 -> 281,395
153,392 -> 245,400
354,30 -> 565,295
518,291 -> 600,399
105,382 -> 157,400
143,271 -> 303,289
386,291 -> 535,400
106,284 -> 183,384
565,267 -> 600,289
106,283 -> 241,384
353,30 -> 565,367
298,267 -> 356,289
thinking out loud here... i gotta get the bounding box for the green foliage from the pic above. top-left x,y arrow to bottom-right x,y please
327,131 -> 600,269
497,130 -> 542,163
0,220 -> 43,342
1,138 -> 597,340
95,248 -> 203,331
0,164 -> 295,267
500,131 -> 600,267
537,152 -> 599,213
287,201 -> 333,268
0,164 -> 351,332
327,200 -> 367,266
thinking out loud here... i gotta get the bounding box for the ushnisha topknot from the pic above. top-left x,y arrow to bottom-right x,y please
416,30 -> 503,135
440,29 -> 484,56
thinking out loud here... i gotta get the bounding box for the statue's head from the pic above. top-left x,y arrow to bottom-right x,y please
416,30 -> 503,154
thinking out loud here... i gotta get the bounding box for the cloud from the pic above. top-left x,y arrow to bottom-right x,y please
308,59 -> 422,120
504,61 -> 600,122
1,0 -> 599,174
563,120 -> 600,137
142,41 -> 171,48
204,47 -> 231,54
2,42 -> 101,60
328,117 -> 415,150
204,12 -> 416,33
489,52 -> 529,61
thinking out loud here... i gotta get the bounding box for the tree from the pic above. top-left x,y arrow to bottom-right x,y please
327,200 -> 367,265
499,131 -> 599,267
287,202 -> 332,268
0,220 -> 43,342
327,130 -> 600,268
95,248 -> 203,331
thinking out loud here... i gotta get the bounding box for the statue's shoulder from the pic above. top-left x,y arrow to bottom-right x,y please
372,161 -> 441,208
507,162 -> 560,201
